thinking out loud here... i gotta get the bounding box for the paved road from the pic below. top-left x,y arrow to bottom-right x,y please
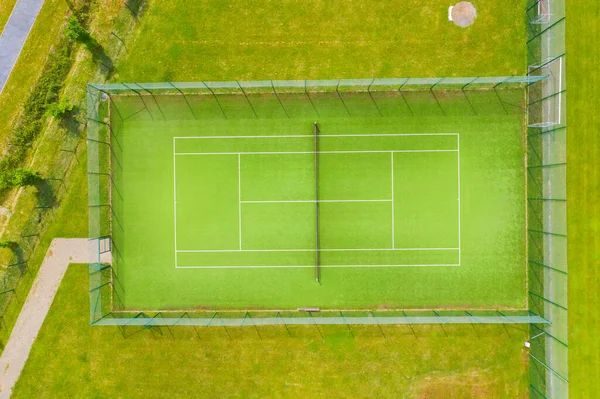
0,239 -> 110,398
0,0 -> 45,94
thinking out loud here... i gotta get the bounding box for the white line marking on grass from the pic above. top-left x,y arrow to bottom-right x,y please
173,137 -> 178,268
174,133 -> 460,139
176,150 -> 459,155
177,248 -> 459,253
240,199 -> 392,204
176,263 -> 461,269
391,152 -> 395,249
238,153 -> 242,250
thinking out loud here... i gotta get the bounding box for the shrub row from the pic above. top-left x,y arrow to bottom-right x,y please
0,36 -> 74,175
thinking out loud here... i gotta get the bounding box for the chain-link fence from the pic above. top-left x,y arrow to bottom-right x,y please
526,0 -> 567,397
88,75 -> 549,329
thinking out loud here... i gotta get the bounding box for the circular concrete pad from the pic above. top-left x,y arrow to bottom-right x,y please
451,2 -> 477,27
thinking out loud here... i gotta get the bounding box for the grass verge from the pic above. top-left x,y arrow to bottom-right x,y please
566,1 -> 600,397
0,0 -> 18,34
116,0 -> 527,81
13,264 -> 530,398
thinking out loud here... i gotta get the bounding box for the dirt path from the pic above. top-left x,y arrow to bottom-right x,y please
0,0 -> 45,94
0,238 -> 110,398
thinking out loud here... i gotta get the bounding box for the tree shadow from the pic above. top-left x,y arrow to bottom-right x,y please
125,0 -> 146,18
34,179 -> 57,210
91,46 -> 115,80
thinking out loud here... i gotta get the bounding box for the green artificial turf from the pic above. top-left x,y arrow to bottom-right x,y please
12,264 -> 531,399
106,89 -> 527,310
566,1 -> 600,397
115,0 -> 527,81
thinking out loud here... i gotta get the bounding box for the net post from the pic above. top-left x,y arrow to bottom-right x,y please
402,310 -> 418,338
216,312 -> 231,339
244,311 -> 262,340
369,311 -> 385,338
168,81 -> 197,119
493,76 -> 513,114
202,81 -> 227,119
309,311 -> 323,341
465,310 -> 481,337
236,81 -> 258,118
89,84 -> 124,121
335,79 -> 351,116
120,82 -> 154,120
432,310 -> 448,337
367,77 -> 383,116
397,78 -> 414,116
134,82 -> 166,120
494,75 -> 513,89
271,80 -> 289,118
461,76 -> 479,90
110,31 -> 127,50
276,311 -> 292,337
305,80 -> 319,117
429,77 -> 446,116
340,311 -> 354,338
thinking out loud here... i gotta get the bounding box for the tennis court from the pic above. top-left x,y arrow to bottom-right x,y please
106,95 -> 526,311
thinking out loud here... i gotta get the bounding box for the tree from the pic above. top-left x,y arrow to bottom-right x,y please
65,16 -> 99,50
0,241 -> 18,250
44,99 -> 74,119
11,168 -> 44,187
0,169 -> 44,190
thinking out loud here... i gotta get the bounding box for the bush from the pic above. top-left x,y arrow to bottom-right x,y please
44,99 -> 74,119
0,34 -> 73,182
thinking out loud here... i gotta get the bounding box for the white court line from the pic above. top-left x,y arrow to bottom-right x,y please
173,134 -> 462,267
173,137 -> 178,268
176,264 -> 461,269
238,154 -> 242,250
175,150 -> 459,155
177,248 -> 459,253
240,199 -> 392,204
391,152 -> 395,249
174,133 -> 460,139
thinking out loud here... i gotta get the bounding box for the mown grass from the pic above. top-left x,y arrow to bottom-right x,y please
566,1 -> 600,397
116,0 -> 527,82
13,263 -> 530,399
0,0 -> 18,34
2,1 -> 536,396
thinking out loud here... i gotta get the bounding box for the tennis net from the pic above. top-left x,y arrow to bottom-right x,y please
313,121 -> 320,282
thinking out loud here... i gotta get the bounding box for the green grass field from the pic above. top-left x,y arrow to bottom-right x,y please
13,264 -> 530,399
108,89 -> 527,311
116,0 -> 527,81
566,1 -> 600,396
0,0 -> 545,396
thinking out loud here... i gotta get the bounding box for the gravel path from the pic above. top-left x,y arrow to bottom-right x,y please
0,0 -> 45,94
0,239 -> 110,398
